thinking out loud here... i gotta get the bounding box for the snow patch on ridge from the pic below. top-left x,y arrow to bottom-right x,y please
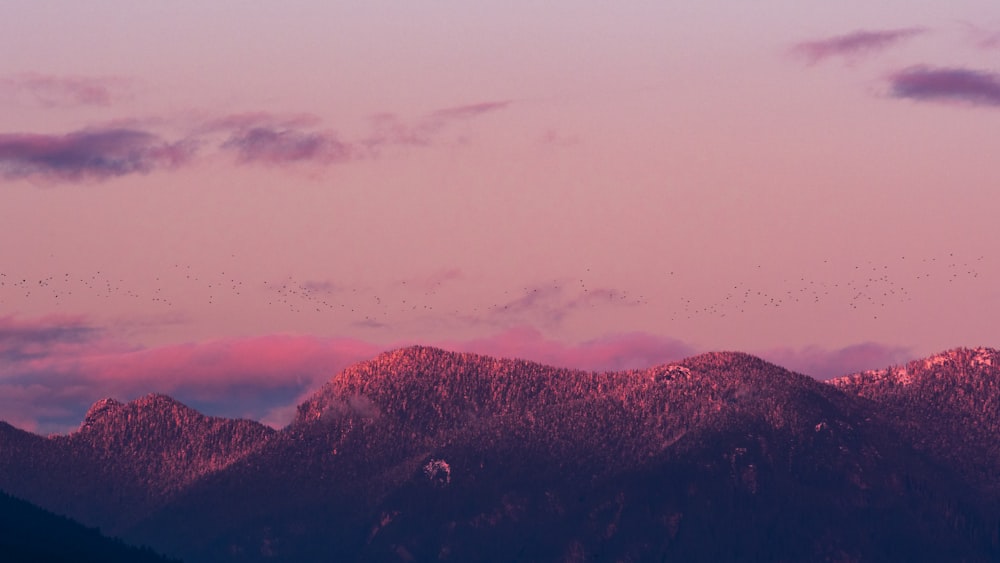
650,365 -> 692,383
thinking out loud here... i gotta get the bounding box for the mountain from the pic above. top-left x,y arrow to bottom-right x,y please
0,489 -> 177,563
2,346 -> 1000,562
0,392 -> 274,534
128,347 -> 999,562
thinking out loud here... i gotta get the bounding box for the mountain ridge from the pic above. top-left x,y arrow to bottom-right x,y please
2,345 -> 999,562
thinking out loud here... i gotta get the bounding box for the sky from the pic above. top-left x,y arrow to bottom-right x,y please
2,1 -> 998,433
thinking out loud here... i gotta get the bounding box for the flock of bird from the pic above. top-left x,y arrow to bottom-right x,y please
0,253 -> 988,328
671,255 -> 984,322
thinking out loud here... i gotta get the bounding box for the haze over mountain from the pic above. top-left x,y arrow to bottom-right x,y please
2,346 -> 999,561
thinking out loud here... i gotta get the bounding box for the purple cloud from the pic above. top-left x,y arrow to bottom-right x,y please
204,111 -> 355,165
221,127 -> 353,165
0,315 -> 101,362
0,73 -> 128,107
0,127 -> 195,181
758,342 -> 915,379
0,100 -> 510,181
791,28 -> 926,64
889,66 -> 1000,106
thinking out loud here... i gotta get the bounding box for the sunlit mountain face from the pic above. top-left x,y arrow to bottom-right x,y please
2,347 -> 999,562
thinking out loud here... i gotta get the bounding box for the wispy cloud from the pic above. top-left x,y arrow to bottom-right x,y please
0,315 -> 104,362
364,100 -> 511,149
426,101 -> 510,122
209,101 -> 508,165
204,111 -> 354,165
888,66 -> 1000,106
1,100 -> 511,183
0,73 -> 129,107
483,283 -> 646,328
221,127 -> 353,165
956,22 -> 1000,51
791,28 -> 926,65
0,127 -> 195,181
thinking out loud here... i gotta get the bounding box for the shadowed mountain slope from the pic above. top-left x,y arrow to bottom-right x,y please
0,489 -> 177,563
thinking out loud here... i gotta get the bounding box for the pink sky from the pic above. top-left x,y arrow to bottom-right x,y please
2,2 -> 998,432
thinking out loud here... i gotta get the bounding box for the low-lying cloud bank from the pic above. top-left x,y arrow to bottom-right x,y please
0,315 -> 920,434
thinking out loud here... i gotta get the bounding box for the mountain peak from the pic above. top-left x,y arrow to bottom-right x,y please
678,350 -> 774,369
131,392 -> 188,411
81,397 -> 124,431
921,346 -> 997,369
78,394 -> 196,434
373,345 -> 465,366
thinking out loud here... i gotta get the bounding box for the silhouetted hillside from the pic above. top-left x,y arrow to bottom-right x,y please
0,489 -> 177,563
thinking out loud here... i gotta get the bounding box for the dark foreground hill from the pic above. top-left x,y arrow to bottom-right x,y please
0,489 -> 177,563
2,346 -> 1000,562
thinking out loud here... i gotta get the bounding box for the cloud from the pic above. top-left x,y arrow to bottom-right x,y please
0,73 -> 128,107
888,66 -> 1000,106
208,102 -> 507,165
443,326 -> 695,372
791,28 -> 926,65
427,101 -> 510,121
0,100 -> 510,183
220,127 -> 353,165
0,315 -> 103,362
200,112 -> 322,133
204,111 -> 354,165
483,283 -> 646,328
956,22 -> 1000,51
0,127 -> 195,181
0,315 -> 381,433
364,100 -> 511,149
757,342 -> 915,379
